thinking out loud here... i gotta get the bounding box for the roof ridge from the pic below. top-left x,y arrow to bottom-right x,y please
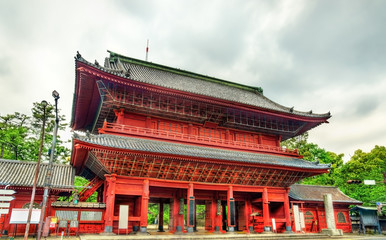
292,183 -> 337,188
0,158 -> 71,167
107,50 -> 264,94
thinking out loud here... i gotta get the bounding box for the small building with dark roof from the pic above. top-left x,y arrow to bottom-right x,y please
0,159 -> 75,237
289,184 -> 361,233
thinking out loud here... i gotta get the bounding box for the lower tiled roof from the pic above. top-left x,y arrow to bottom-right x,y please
74,133 -> 330,170
0,159 -> 75,189
51,201 -> 105,208
289,184 -> 362,204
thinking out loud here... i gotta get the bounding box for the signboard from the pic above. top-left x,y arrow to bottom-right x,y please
0,209 -> 9,214
364,180 -> 376,185
0,203 -> 10,208
0,196 -> 15,201
9,208 -> 41,224
118,205 -> 129,229
0,189 -> 16,195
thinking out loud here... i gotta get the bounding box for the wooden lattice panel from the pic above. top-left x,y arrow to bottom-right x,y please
90,150 -> 311,187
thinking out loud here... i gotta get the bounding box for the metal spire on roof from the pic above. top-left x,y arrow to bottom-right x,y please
146,39 -> 149,61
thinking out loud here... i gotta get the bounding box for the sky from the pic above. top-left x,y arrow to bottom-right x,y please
0,0 -> 385,161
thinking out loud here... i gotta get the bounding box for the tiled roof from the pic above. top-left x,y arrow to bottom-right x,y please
289,184 -> 362,204
51,201 -> 106,208
0,159 -> 75,189
74,133 -> 330,170
75,51 -> 330,119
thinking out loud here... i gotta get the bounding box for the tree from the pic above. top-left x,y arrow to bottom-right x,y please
335,146 -> 386,206
0,101 -> 70,162
0,113 -> 30,160
281,133 -> 344,186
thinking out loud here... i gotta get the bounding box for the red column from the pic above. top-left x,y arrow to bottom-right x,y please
175,190 -> 184,233
140,179 -> 149,233
284,188 -> 292,232
186,183 -> 195,233
263,187 -> 271,232
104,174 -> 117,233
227,185 -> 235,232
213,197 -> 222,232
245,197 -> 252,233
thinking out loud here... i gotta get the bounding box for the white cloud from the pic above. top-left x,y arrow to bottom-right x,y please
0,0 -> 385,161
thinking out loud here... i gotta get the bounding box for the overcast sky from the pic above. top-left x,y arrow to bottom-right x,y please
0,0 -> 385,161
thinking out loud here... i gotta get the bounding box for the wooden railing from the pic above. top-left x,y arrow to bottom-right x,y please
100,122 -> 299,156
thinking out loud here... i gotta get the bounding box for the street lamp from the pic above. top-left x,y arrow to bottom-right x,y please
24,100 -> 48,240
37,91 -> 60,240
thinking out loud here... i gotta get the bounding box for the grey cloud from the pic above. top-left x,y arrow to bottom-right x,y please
276,1 -> 386,88
353,96 -> 380,116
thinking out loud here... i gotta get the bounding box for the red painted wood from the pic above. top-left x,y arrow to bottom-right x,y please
140,179 -> 149,227
262,187 -> 270,230
104,174 -> 116,232
284,189 -> 291,230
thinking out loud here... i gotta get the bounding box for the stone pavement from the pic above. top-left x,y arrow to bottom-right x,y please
7,233 -> 386,240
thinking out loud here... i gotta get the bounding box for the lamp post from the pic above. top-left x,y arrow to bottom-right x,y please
24,100 -> 48,240
37,90 -> 60,240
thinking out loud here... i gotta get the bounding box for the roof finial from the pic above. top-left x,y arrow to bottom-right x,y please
145,39 -> 149,61
76,51 -> 82,59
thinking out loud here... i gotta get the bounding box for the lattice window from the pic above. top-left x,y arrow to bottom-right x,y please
337,212 -> 346,223
199,127 -> 222,139
80,211 -> 103,221
159,121 -> 183,133
305,211 -> 314,223
235,133 -> 255,144
55,210 -> 78,221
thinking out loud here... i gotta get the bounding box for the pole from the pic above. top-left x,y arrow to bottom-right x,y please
146,39 -> 149,61
37,91 -> 59,240
24,101 -> 47,240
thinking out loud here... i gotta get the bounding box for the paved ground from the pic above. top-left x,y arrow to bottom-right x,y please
6,233 -> 386,240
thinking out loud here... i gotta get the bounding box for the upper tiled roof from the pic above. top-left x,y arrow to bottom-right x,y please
75,51 -> 330,119
0,159 -> 75,189
74,133 -> 330,170
289,184 -> 361,204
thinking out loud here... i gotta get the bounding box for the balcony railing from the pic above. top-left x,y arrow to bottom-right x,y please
100,122 -> 299,156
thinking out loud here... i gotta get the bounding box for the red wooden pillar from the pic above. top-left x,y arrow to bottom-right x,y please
213,197 -> 222,232
284,188 -> 292,232
245,197 -> 253,233
158,201 -> 164,232
104,174 -> 117,233
133,197 -> 141,232
262,187 -> 271,232
227,185 -> 235,232
174,190 -> 184,233
186,183 -> 195,233
140,179 -> 149,233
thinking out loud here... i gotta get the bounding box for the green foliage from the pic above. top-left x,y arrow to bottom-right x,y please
283,134 -> 386,206
0,101 -> 70,163
147,203 -> 170,225
335,146 -> 386,206
281,133 -> 343,186
74,176 -> 97,202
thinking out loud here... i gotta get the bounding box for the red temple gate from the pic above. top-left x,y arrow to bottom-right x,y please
70,50 -> 331,234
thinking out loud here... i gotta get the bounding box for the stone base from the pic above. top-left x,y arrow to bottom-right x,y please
227,227 -> 235,234
101,226 -> 115,235
187,227 -> 194,233
136,227 -> 150,235
100,232 -> 116,236
321,229 -> 343,236
262,226 -> 272,233
284,226 -> 293,233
